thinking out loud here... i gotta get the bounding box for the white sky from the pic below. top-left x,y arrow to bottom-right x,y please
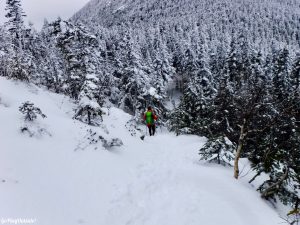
0,0 -> 90,30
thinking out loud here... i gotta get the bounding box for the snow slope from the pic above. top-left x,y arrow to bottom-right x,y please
0,77 -> 281,225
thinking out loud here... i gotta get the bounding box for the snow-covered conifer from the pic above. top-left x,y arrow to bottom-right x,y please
272,47 -> 291,102
19,101 -> 46,121
5,0 -> 30,81
199,136 -> 235,166
74,73 -> 103,125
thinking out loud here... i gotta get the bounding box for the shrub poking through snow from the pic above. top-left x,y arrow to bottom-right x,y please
87,129 -> 123,150
75,129 -> 123,151
19,101 -> 49,137
199,136 -> 235,166
19,101 -> 47,121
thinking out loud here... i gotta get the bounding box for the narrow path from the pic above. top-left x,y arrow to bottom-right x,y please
102,134 -> 280,225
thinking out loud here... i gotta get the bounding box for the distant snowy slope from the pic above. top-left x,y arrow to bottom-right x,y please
74,0 -> 299,27
72,0 -> 300,51
0,77 -> 281,225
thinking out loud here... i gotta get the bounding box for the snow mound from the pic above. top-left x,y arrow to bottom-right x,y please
0,77 -> 281,225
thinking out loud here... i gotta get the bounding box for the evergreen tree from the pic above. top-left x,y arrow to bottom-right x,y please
56,21 -> 98,100
272,47 -> 291,102
199,136 -> 235,166
170,41 -> 214,135
5,0 -> 30,81
175,47 -> 199,123
193,40 -> 216,136
37,18 -> 65,92
74,74 -> 103,125
224,37 -> 241,88
202,49 -> 273,179
113,28 -> 151,117
5,0 -> 26,50
19,101 -> 47,121
169,95 -> 192,135
290,53 -> 300,92
249,99 -> 300,208
0,26 -> 10,77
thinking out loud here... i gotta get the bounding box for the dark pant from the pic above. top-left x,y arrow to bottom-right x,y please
147,124 -> 156,136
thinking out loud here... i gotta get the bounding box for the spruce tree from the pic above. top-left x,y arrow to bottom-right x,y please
199,136 -> 235,166
291,53 -> 300,92
5,0 -> 29,81
56,21 -> 98,100
37,18 -> 65,92
5,0 -> 26,50
272,47 -> 291,102
193,40 -> 216,136
74,74 -> 103,125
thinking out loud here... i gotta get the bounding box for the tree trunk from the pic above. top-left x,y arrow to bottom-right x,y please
234,119 -> 247,179
88,110 -> 91,125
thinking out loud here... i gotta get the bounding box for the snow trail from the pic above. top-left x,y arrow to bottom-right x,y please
103,134 -> 279,225
0,77 -> 281,225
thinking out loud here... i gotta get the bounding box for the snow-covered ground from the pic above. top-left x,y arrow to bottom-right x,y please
0,77 -> 282,225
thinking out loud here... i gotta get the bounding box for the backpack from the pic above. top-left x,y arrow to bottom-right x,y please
145,111 -> 156,125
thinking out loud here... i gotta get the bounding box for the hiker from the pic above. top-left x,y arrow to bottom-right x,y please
143,106 -> 158,136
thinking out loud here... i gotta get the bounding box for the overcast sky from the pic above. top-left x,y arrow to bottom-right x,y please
0,0 -> 90,30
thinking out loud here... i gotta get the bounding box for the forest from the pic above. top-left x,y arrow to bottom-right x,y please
0,0 -> 300,220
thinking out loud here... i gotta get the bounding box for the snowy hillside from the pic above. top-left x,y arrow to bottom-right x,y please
73,0 -> 300,52
0,77 -> 282,225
